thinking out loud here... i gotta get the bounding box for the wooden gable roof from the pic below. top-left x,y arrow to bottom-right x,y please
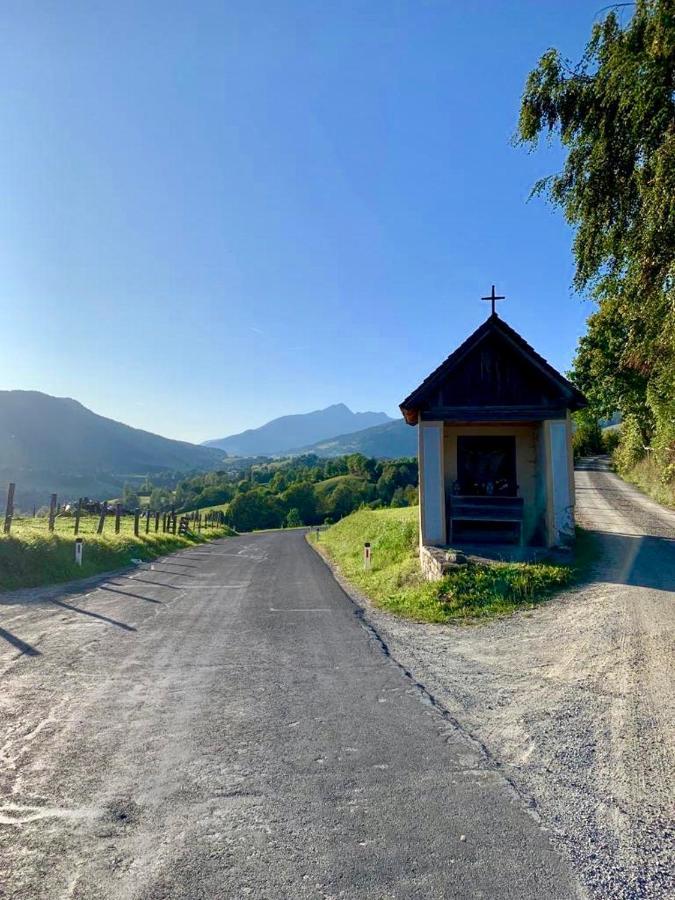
400,314 -> 587,425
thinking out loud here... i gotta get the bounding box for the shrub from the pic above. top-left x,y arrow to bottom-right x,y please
614,414 -> 645,473
601,428 -> 621,453
571,410 -> 604,457
285,508 -> 303,528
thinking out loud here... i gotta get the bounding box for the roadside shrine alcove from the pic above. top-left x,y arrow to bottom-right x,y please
399,289 -> 588,549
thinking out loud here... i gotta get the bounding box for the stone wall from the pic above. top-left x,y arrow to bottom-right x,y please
419,544 -> 467,581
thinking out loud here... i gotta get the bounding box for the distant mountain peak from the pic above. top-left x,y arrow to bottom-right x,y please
204,404 -> 393,456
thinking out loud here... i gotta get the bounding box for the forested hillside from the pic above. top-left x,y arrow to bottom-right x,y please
296,419 -> 416,458
146,453 -> 418,532
519,1 -> 675,506
0,390 -> 225,508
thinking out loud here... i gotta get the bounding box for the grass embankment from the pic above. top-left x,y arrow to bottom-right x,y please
0,515 -> 235,592
186,501 -> 230,516
313,506 -> 574,623
619,457 -> 675,509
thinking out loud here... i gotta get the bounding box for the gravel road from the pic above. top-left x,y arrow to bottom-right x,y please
0,532 -> 579,898
357,459 -> 674,900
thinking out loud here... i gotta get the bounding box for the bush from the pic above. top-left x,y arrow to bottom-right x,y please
571,410 -> 604,457
614,414 -> 645,473
601,428 -> 621,453
227,490 -> 284,531
285,508 -> 303,528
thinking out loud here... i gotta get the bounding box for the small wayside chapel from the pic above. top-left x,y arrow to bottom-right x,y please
400,289 -> 587,559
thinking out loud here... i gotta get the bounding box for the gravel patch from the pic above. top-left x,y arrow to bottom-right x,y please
341,460 -> 675,899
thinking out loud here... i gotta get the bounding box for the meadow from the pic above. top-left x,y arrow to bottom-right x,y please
0,514 -> 234,591
313,506 -> 575,623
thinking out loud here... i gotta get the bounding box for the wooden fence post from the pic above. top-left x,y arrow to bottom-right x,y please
48,494 -> 57,532
74,498 -> 82,535
172,513 -> 177,535
97,505 -> 106,534
115,503 -> 121,535
134,509 -> 140,537
3,483 -> 15,534
155,511 -> 160,532
145,510 -> 150,534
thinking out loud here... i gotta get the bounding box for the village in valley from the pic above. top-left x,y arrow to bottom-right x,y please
0,3 -> 673,899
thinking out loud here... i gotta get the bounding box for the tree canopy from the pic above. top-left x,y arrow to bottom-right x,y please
518,0 -> 675,474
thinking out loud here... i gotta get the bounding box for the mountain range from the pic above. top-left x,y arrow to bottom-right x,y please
0,391 -> 225,508
204,404 -> 393,456
296,419 -> 416,458
0,393 -> 415,509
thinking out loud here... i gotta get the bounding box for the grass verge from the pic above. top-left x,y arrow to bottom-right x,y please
0,521 -> 235,592
311,506 -> 576,623
619,456 -> 675,509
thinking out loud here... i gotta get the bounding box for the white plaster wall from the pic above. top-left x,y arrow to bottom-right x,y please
549,420 -> 574,542
419,422 -> 445,545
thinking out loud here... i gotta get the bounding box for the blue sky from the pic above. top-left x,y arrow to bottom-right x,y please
0,1 -> 602,442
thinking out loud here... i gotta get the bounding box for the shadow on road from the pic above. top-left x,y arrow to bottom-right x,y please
123,577 -> 181,590
0,626 -> 41,656
48,598 -> 137,632
589,531 -> 675,591
575,455 -> 613,472
100,585 -> 163,604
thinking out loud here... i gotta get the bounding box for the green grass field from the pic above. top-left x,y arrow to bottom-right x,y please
621,456 -> 675,509
184,501 -> 230,516
313,506 -> 574,623
0,514 -> 235,592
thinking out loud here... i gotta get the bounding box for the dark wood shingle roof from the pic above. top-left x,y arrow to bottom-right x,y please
400,314 -> 587,425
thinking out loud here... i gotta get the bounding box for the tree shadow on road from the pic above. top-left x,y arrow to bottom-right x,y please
586,530 -> 675,591
48,598 -> 136,631
0,626 -> 41,656
99,585 -> 162,604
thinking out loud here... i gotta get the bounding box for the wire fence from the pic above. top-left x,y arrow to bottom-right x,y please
2,483 -> 226,538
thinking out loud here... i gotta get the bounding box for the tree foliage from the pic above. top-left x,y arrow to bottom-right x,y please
518,0 -> 675,475
140,453 -> 419,532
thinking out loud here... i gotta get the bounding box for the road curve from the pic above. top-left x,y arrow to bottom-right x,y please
0,531 -> 579,899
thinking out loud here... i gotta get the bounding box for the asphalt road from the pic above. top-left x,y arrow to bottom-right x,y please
0,531 -> 580,899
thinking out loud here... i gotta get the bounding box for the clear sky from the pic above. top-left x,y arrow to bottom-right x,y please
0,1 -> 601,443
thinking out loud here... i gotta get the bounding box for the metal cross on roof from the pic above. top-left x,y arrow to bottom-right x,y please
481,285 -> 505,316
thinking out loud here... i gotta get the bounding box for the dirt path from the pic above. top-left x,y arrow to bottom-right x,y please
359,458 -> 674,899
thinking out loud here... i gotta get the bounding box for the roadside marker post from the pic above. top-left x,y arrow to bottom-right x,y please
75,538 -> 83,566
48,494 -> 58,532
364,542 -> 372,571
3,482 -> 15,535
